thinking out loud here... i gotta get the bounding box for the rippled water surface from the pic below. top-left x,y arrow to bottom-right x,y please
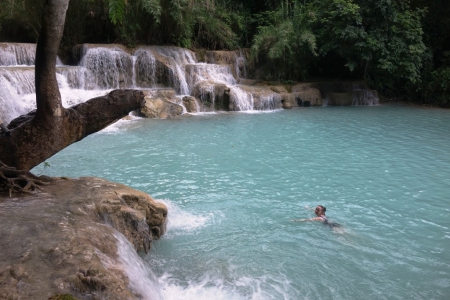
36,105 -> 450,300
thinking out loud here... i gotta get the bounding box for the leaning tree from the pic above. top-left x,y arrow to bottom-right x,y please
0,0 -> 145,194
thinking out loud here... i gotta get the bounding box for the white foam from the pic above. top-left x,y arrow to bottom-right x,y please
99,115 -> 143,133
158,273 -> 244,300
158,199 -> 210,232
156,271 -> 292,300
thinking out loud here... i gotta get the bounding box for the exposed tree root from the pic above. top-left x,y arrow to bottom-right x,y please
0,161 -> 51,197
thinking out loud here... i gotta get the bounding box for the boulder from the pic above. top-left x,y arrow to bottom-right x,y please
141,94 -> 183,119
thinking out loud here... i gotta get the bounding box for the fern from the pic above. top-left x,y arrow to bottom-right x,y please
140,0 -> 162,23
109,0 -> 126,25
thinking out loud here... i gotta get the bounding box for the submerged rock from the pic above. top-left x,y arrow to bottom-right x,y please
0,177 -> 167,300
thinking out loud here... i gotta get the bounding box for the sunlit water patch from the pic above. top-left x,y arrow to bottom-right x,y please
34,105 -> 450,299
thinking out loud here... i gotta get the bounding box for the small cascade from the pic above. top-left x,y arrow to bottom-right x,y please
79,45 -> 134,89
134,46 -> 191,95
134,48 -> 157,88
0,72 -> 35,124
186,64 -> 236,88
152,46 -> 197,66
0,67 -> 35,95
112,232 -> 163,300
0,67 -> 36,123
235,50 -> 247,79
229,86 -> 253,111
149,46 -> 196,95
197,82 -> 217,111
0,43 -> 36,65
254,94 -> 282,110
55,66 -> 90,89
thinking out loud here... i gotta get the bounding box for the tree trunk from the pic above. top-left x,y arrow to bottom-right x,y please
0,0 -> 145,172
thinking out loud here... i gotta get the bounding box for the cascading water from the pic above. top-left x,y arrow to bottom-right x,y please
0,42 -> 379,124
79,46 -> 134,89
0,43 -> 273,122
229,86 -> 253,111
0,43 -> 37,65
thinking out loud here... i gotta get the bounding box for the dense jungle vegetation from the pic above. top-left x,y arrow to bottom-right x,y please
0,0 -> 448,106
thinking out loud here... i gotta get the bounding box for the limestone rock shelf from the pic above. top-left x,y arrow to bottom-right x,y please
0,177 -> 167,300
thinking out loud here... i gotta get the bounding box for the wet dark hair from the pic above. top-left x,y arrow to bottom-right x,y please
317,205 -> 326,213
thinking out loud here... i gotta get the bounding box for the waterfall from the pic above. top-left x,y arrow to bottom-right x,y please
134,48 -> 157,88
0,67 -> 36,123
186,64 -> 236,88
235,50 -> 247,79
229,86 -> 253,111
254,94 -> 282,110
0,42 -> 379,123
79,46 -> 134,89
149,46 -> 195,95
0,43 -> 36,65
111,232 -> 163,300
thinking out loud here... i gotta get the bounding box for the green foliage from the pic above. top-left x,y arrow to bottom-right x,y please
1,0 -> 447,104
0,0 -> 46,42
251,1 -> 318,80
141,0 -> 162,23
419,51 -> 450,105
109,0 -> 126,25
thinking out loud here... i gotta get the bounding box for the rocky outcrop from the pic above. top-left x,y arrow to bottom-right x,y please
0,177 -> 167,300
141,89 -> 184,118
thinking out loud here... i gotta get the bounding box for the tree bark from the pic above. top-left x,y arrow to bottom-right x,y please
0,0 -> 145,172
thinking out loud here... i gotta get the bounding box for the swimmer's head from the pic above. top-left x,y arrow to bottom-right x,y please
315,205 -> 326,215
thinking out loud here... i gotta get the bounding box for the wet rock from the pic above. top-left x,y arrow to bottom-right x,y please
182,96 -> 199,113
141,89 -> 183,119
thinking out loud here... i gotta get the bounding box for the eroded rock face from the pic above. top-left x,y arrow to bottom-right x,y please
0,177 -> 167,300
